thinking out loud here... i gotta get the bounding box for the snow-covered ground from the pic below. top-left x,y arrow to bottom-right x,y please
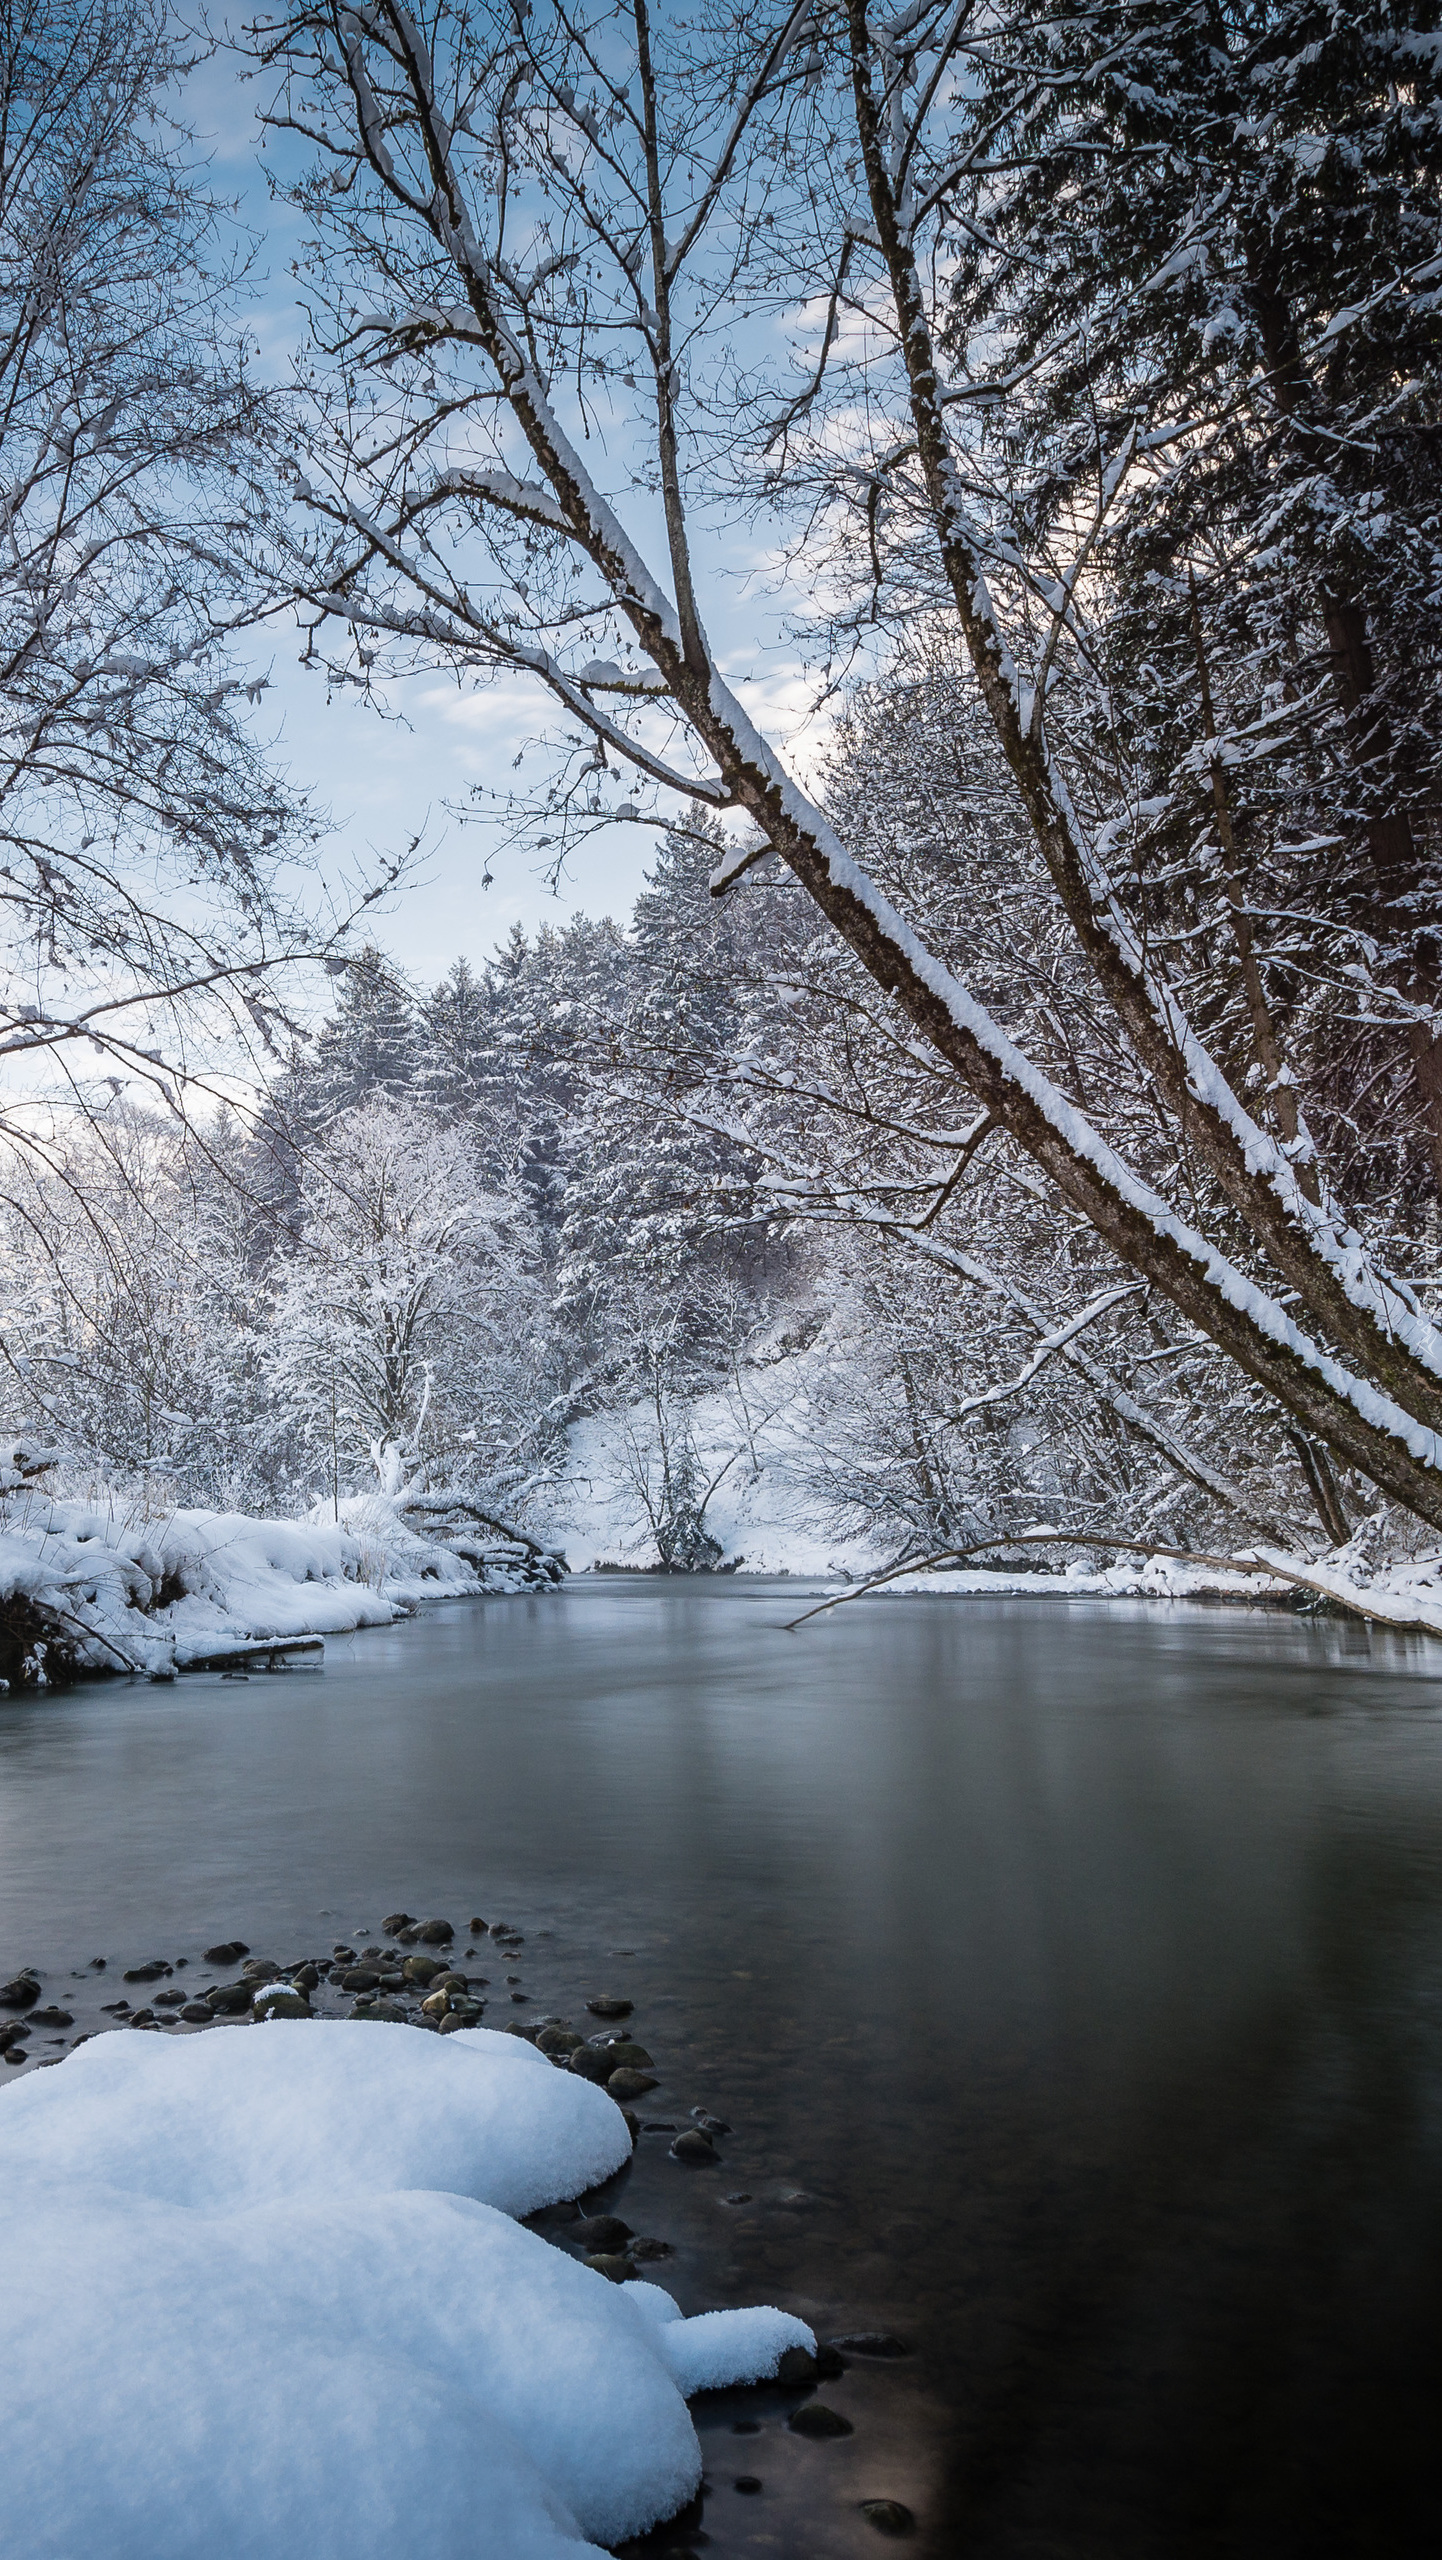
0,2022 -> 813,2556
552,1393 -> 1442,1640
0,1482 -> 561,1685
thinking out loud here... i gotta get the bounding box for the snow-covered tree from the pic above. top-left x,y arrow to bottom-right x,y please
264,1094 -> 554,1499
0,0 -> 341,1131
248,0 -> 1442,1530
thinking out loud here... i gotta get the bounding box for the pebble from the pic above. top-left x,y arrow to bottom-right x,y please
254,1990 -> 312,2019
573,2215 -> 632,2252
401,1954 -> 445,1985
122,1960 -> 171,1984
596,2038 -> 653,2070
181,2003 -> 214,2024
206,1981 -> 255,2014
468,1917 -> 487,1934
583,2252 -> 633,2283
733,2475 -> 763,2495
775,2346 -> 819,2386
340,1968 -> 379,1992
669,2130 -> 717,2165
203,1942 -> 248,1965
859,2499 -> 915,2537
585,1994 -> 633,2019
691,2109 -> 731,2135
381,1913 -> 416,1936
831,2333 -> 910,2358
567,2045 -> 615,2085
607,2068 -> 657,2100
417,1919 -> 454,1945
788,2403 -> 854,2440
0,1973 -> 40,2009
28,2006 -> 73,2028
536,2025 -> 583,2056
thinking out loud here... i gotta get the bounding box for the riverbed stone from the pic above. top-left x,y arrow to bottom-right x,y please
536,2025 -> 583,2055
203,1941 -> 248,1965
340,1968 -> 379,1992
583,2253 -> 633,2283
417,1919 -> 454,1945
594,2038 -> 652,2070
585,1994 -> 633,2019
775,2346 -> 818,2386
788,2403 -> 853,2440
859,2500 -> 915,2536
468,1916 -> 487,1933
567,2044 -> 615,2084
28,2006 -> 73,2028
573,2214 -> 632,2252
0,1975 -> 39,2010
122,1960 -> 171,1983
181,2003 -> 214,2023
254,1989 -> 312,2019
607,2068 -> 658,2100
354,1998 -> 408,2022
381,1913 -> 415,1936
206,1980 -> 255,2014
669,2129 -> 717,2165
401,1953 -> 445,1985
832,2332 -> 910,2358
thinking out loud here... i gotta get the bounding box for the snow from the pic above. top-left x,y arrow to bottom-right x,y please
0,1487 -> 551,1682
0,2023 -> 815,2558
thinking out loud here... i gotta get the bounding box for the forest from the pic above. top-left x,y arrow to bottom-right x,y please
3,0 -> 1442,1637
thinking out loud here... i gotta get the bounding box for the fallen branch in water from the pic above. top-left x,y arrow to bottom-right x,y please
784,1530 -> 1442,1640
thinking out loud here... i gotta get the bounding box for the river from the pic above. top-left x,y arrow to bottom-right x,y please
3,1579 -> 1442,2556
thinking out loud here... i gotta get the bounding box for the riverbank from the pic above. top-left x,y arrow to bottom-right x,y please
0,1484 -> 566,1686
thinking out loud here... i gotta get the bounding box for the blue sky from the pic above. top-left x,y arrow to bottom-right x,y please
192,34 -> 830,991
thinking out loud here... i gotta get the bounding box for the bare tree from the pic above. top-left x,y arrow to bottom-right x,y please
0,0 -> 368,1138
249,0 -> 1442,1523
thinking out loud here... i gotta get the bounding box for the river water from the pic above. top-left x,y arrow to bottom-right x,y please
4,1580 -> 1442,2556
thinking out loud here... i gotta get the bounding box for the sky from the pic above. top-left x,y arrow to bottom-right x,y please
192,35 -> 835,993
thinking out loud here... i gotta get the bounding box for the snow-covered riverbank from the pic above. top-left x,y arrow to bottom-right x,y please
0,2022 -> 814,2556
0,1484 -> 565,1685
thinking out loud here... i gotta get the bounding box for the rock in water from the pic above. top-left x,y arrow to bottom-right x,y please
788,2403 -> 853,2439
573,2215 -> 632,2253
417,1919 -> 454,1945
585,1995 -> 633,2020
203,1943 -> 249,1965
567,2046 -> 615,2085
607,2069 -> 658,2101
381,1913 -> 415,1936
669,2130 -> 717,2165
860,2500 -> 915,2536
831,2332 -> 910,2358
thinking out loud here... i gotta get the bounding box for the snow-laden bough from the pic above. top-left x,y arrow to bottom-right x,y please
0,2023 -> 814,2558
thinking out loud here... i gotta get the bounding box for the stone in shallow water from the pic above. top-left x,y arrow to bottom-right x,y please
203,1942 -> 248,1966
417,1919 -> 454,1946
0,1975 -> 40,2010
669,2130 -> 717,2166
536,2025 -> 583,2056
380,1913 -> 415,1936
585,1995 -> 633,2020
567,2045 -> 615,2086
573,2215 -> 632,2253
788,2402 -> 853,2440
181,2004 -> 214,2025
607,2069 -> 657,2101
583,2252 -> 633,2283
831,2332 -> 910,2359
122,1961 -> 171,1984
860,2500 -> 915,2536
733,2475 -> 763,2494
28,2007 -> 74,2029
341,1969 -> 380,1992
595,2039 -> 652,2070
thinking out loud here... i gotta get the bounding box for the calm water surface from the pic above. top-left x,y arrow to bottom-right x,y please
4,1581 -> 1442,2557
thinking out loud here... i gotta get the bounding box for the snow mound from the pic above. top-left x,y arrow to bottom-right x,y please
0,2023 -> 814,2558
